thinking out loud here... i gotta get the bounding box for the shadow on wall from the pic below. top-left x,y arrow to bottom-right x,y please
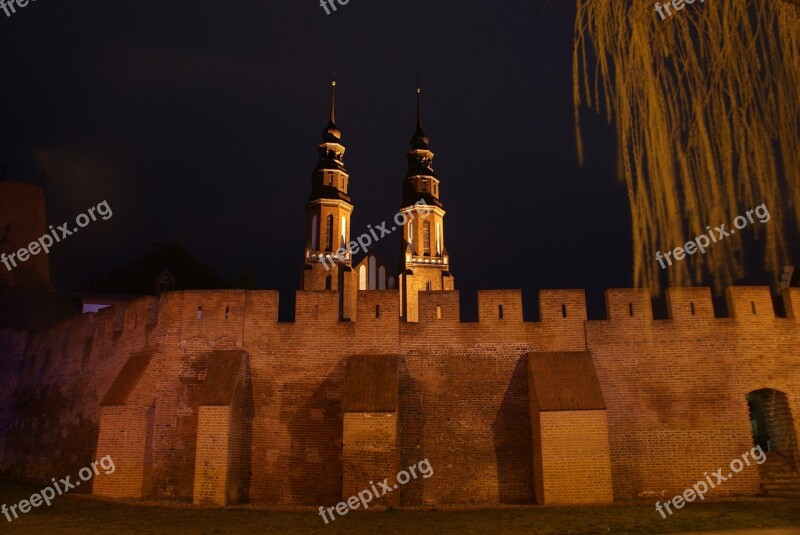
283,359 -> 346,505
236,356 -> 255,504
3,369 -> 99,483
493,356 -> 535,504
398,357 -> 426,505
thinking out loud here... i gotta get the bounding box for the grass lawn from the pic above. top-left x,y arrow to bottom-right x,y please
0,479 -> 798,534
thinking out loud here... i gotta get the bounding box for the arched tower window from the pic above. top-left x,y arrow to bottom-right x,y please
436,222 -> 441,255
311,215 -> 318,251
359,265 -> 367,290
423,221 -> 431,255
325,275 -> 332,290
341,216 -> 347,249
409,221 -> 414,253
325,214 -> 334,252
369,256 -> 377,290
379,266 -> 386,290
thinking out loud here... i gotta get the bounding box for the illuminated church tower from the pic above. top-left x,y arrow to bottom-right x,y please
398,85 -> 454,321
301,80 -> 356,319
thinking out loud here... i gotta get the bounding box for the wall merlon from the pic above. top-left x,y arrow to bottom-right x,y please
295,290 -> 340,324
666,287 -> 714,320
605,289 -> 653,321
478,290 -> 523,323
539,290 -> 587,323
726,286 -> 775,321
356,290 -> 399,323
418,290 -> 460,323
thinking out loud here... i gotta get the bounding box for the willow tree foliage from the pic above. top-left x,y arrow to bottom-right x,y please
573,0 -> 800,294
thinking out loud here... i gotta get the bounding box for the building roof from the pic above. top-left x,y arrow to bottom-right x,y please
77,242 -> 228,297
0,275 -> 75,332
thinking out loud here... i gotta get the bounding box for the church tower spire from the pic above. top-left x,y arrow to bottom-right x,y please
301,79 -> 356,319
398,83 -> 455,322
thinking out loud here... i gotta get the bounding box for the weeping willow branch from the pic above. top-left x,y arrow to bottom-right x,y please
573,0 -> 800,294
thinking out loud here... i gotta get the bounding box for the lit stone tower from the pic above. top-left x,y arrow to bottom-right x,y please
398,85 -> 454,322
301,80 -> 356,319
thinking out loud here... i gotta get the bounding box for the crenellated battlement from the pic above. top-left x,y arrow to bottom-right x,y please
20,286 -> 800,352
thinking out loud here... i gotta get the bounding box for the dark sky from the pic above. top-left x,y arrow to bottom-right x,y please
0,0 -> 748,320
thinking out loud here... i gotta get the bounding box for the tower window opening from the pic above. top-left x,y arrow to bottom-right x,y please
314,305 -> 319,319
325,275 -> 332,290
436,306 -> 442,319
328,173 -> 333,185
325,214 -> 334,251
499,305 -> 504,319
690,302 -> 696,315
751,301 -> 757,314
561,304 -> 567,318
311,214 -> 319,250
197,307 -> 203,320
225,306 -> 230,320
422,178 -> 428,192
629,303 -> 634,317
423,221 -> 431,255
376,305 -> 381,318
426,281 -> 432,291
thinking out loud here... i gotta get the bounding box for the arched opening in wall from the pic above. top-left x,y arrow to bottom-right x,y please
747,389 -> 800,492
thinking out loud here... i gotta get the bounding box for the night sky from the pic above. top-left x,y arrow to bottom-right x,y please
3,0 -> 779,320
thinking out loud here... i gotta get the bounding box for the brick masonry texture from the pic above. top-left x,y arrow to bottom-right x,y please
0,286 -> 799,506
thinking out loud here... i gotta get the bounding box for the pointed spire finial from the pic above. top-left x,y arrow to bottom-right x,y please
410,76 -> 429,150
330,75 -> 337,124
322,75 -> 342,143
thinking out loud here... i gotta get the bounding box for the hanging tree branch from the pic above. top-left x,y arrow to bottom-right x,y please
573,0 -> 800,294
